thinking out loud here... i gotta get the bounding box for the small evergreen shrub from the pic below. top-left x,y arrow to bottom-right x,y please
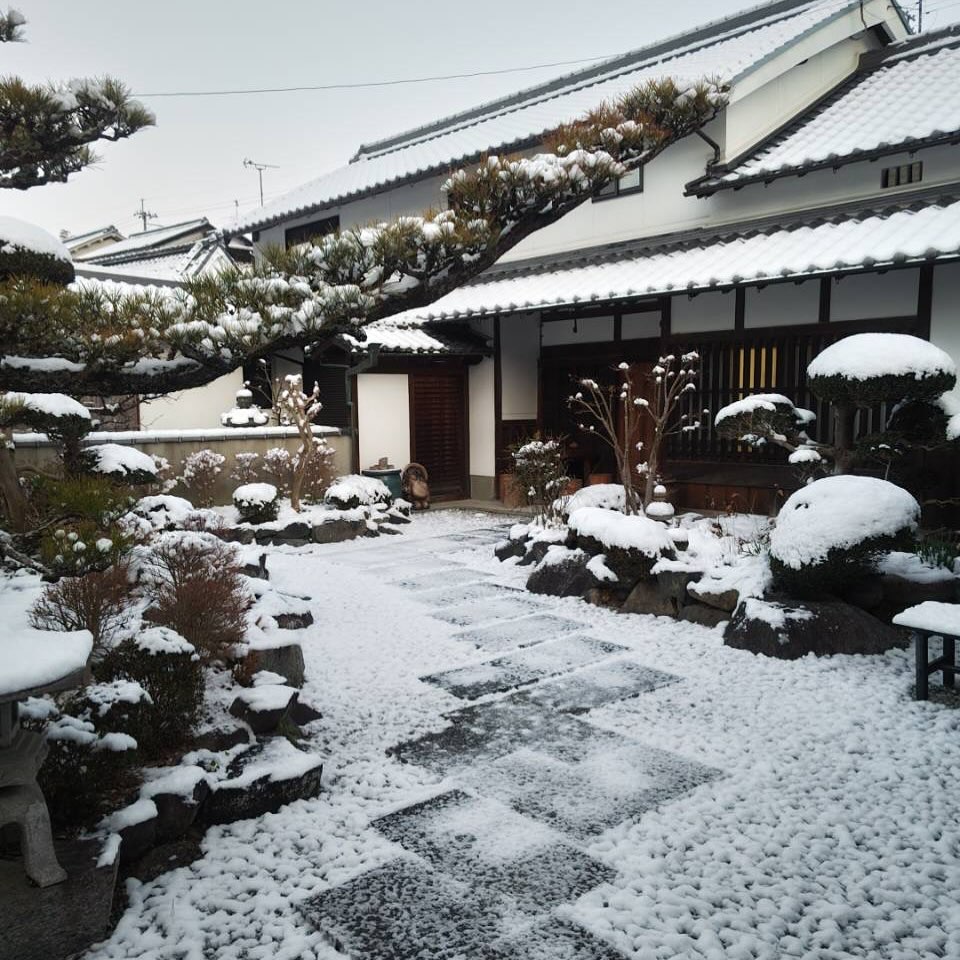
510,436 -> 569,526
233,482 -> 280,524
179,449 -> 226,506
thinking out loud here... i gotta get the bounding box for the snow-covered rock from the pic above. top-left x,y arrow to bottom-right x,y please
88,443 -> 158,480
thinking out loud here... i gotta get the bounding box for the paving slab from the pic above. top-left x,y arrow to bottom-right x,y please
390,567 -> 489,591
492,919 -> 629,960
430,594 -> 544,627
460,739 -> 721,839
373,790 -> 615,912
421,636 -> 628,700
516,658 -> 679,714
411,582 -> 515,607
389,699 -> 621,778
453,614 -> 590,653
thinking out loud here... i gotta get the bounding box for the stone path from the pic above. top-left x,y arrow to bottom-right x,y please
302,523 -> 721,959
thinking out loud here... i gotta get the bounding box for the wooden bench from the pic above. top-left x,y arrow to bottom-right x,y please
893,601 -> 960,700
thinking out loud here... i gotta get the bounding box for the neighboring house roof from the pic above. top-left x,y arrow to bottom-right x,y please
395,188 -> 960,321
232,0 -> 888,236
689,25 -> 960,195
74,235 -> 237,288
62,224 -> 124,254
345,321 -> 489,357
73,218 -> 212,262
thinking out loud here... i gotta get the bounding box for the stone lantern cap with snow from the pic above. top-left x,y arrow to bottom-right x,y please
222,386 -> 269,428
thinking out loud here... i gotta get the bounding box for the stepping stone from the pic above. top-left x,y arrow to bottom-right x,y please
373,790 -> 616,912
390,567 -> 487,591
460,739 -> 722,840
301,858 -> 512,960
430,595 -> 543,627
517,659 -> 679,714
389,699 -> 621,778
454,614 -> 589,653
411,582 -> 510,607
421,636 -> 628,700
493,919 -> 629,960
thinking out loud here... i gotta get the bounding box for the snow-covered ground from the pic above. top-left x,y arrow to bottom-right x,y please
88,510 -> 960,960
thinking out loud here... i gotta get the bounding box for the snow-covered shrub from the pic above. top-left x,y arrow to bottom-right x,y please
179,449 -> 226,507
555,483 -> 626,520
769,475 -> 920,597
230,451 -> 261,485
142,533 -> 251,661
233,482 -> 279,524
568,506 -> 674,584
29,561 -> 132,651
325,474 -> 392,510
149,455 -> 177,494
87,442 -> 159,485
262,446 -> 294,494
510,437 -> 568,525
99,627 -> 203,754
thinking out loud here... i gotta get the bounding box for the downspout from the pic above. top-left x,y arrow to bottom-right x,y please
695,128 -> 722,167
345,344 -> 381,474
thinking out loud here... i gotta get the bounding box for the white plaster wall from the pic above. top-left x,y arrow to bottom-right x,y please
357,373 -> 410,469
930,261 -> 960,410
621,311 -> 661,340
500,313 -> 539,420
469,358 -> 496,478
746,281 -> 819,328
672,291 -> 735,333
541,315 -> 615,346
141,370 -> 245,430
830,269 -> 919,322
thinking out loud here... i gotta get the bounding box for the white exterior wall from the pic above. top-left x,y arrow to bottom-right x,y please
469,357 -> 496,480
672,291 -> 736,333
541,315 -> 615,346
500,313 -> 539,420
746,281 -> 819,328
357,373 -> 410,469
830,269 -> 919,321
141,370 -> 245,430
930,262 -> 960,410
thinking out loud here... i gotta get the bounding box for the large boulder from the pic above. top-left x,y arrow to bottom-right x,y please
312,517 -> 367,544
567,508 -> 674,587
724,597 -> 905,660
620,579 -> 676,617
237,641 -> 305,687
526,547 -> 598,597
229,685 -> 299,735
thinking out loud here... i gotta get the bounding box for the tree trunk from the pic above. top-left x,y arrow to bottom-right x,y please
832,402 -> 857,475
0,433 -> 28,531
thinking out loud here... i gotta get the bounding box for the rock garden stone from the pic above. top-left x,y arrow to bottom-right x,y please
517,539 -> 556,567
620,580 -> 676,617
274,610 -> 314,630
874,573 -> 957,623
104,798 -> 159,865
678,603 -> 730,628
526,548 -> 598,598
312,517 -> 367,544
128,837 -> 203,884
724,597 -> 906,659
192,724 -> 251,752
289,700 -> 323,725
151,775 -> 210,843
686,581 -> 738,612
238,640 -> 305,688
494,538 -> 525,562
229,684 -> 299,735
255,521 -> 312,546
656,569 -> 701,602
240,552 -> 269,580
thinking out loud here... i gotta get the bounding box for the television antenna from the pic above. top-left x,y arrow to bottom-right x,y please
243,158 -> 279,206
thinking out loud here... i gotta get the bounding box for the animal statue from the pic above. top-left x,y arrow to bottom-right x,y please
401,462 -> 430,510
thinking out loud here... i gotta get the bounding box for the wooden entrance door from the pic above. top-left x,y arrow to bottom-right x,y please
409,371 -> 469,500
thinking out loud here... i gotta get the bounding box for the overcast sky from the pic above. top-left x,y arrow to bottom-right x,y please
2,0 -> 929,239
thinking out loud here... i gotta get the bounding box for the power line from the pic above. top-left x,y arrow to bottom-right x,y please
132,53 -> 621,99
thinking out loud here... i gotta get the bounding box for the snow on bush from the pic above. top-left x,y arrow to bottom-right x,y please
770,475 -> 920,596
325,474 -> 392,510
556,483 -> 625,518
230,451 -> 261,484
88,443 -> 158,483
233,482 -> 280,524
807,333 -> 957,383
510,437 -> 568,525
0,215 -> 72,261
179,449 -> 226,506
2,391 -> 90,420
568,506 -> 673,556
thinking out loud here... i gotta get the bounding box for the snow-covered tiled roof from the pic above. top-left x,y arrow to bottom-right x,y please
232,0 -> 876,236
404,192 -> 960,320
73,218 -> 211,262
74,237 -> 236,288
690,25 -> 960,194
349,321 -> 489,356
62,224 -> 123,252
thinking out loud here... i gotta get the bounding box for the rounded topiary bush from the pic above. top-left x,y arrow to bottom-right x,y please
324,474 -> 391,510
0,216 -> 75,285
807,333 -> 957,405
769,475 -> 920,598
233,482 -> 280,524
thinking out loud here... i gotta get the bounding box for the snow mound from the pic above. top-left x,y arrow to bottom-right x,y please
0,215 -> 71,262
325,474 -> 391,507
770,476 -> 920,570
88,443 -> 157,478
233,483 -> 278,506
807,333 -> 956,382
556,483 -> 625,516
569,506 -> 673,556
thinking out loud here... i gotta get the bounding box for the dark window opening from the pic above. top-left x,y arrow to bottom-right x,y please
303,360 -> 351,431
285,214 -> 340,248
593,166 -> 643,201
242,357 -> 273,410
881,161 -> 922,189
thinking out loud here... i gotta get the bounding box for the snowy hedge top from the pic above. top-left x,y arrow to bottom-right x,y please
807,333 -> 956,382
557,483 -> 626,515
88,443 -> 157,478
0,216 -> 72,262
714,393 -> 814,426
568,506 -> 673,556
233,483 -> 278,505
325,474 -> 391,506
3,391 -> 90,420
770,475 -> 920,570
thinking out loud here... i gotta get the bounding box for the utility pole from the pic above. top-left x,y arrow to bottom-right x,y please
918,0 -> 923,33
243,158 -> 279,207
133,198 -> 158,232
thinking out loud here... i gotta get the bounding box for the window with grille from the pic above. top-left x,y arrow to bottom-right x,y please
593,166 -> 643,200
284,214 -> 340,248
881,161 -> 922,189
